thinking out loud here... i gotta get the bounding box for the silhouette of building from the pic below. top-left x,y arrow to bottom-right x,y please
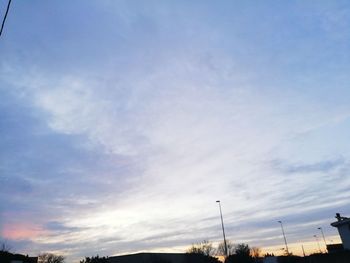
262,257 -> 277,263
0,251 -> 38,263
107,252 -> 215,263
108,253 -> 187,263
326,243 -> 344,253
331,213 -> 350,250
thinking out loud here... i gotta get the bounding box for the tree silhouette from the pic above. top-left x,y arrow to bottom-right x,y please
235,243 -> 251,256
187,240 -> 215,257
250,247 -> 261,261
0,242 -> 12,252
80,255 -> 108,263
225,243 -> 253,263
38,253 -> 65,263
217,240 -> 235,256
186,240 -> 220,263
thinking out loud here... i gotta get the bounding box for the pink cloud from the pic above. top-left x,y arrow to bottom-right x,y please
2,222 -> 46,240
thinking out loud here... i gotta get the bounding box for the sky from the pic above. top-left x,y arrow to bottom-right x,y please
1,0 -> 350,261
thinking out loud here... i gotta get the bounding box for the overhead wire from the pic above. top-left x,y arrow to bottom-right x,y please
0,0 -> 12,38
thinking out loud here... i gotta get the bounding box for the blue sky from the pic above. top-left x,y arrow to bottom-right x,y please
1,0 -> 350,261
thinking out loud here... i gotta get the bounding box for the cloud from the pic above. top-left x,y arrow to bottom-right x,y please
1,0 -> 350,261
2,54 -> 348,259
271,158 -> 346,174
2,50 -> 350,260
45,222 -> 86,234
1,222 -> 45,240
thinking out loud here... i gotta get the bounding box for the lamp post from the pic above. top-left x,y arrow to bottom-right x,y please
278,220 -> 289,255
301,245 -> 306,257
317,227 -> 327,251
216,200 -> 228,257
314,235 -> 322,253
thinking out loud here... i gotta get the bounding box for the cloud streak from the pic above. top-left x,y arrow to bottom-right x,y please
271,158 -> 346,174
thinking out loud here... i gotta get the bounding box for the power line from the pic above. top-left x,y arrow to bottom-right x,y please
0,0 -> 12,38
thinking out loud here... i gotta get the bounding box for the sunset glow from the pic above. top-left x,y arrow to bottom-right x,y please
2,223 -> 45,240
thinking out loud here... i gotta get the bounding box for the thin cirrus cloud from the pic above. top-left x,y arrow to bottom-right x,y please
271,158 -> 346,174
1,0 -> 350,261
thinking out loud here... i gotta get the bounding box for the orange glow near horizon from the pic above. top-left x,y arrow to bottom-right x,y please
261,235 -> 342,256
0,220 -> 343,259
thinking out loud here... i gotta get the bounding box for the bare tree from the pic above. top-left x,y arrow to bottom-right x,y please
234,243 -> 251,256
217,240 -> 235,256
38,253 -> 65,263
250,247 -> 261,259
186,240 -> 215,257
80,255 -> 108,263
0,242 -> 12,252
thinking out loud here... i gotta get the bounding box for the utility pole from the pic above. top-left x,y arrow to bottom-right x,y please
314,235 -> 322,253
301,245 -> 306,257
278,220 -> 289,255
216,200 -> 228,257
318,227 -> 327,252
0,0 -> 12,38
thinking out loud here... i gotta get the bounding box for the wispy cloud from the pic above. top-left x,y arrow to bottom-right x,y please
1,0 -> 350,261
271,158 -> 346,174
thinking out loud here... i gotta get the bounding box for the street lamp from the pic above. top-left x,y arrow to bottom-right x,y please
317,227 -> 327,251
216,200 -> 228,257
277,220 -> 289,255
314,235 -> 322,253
